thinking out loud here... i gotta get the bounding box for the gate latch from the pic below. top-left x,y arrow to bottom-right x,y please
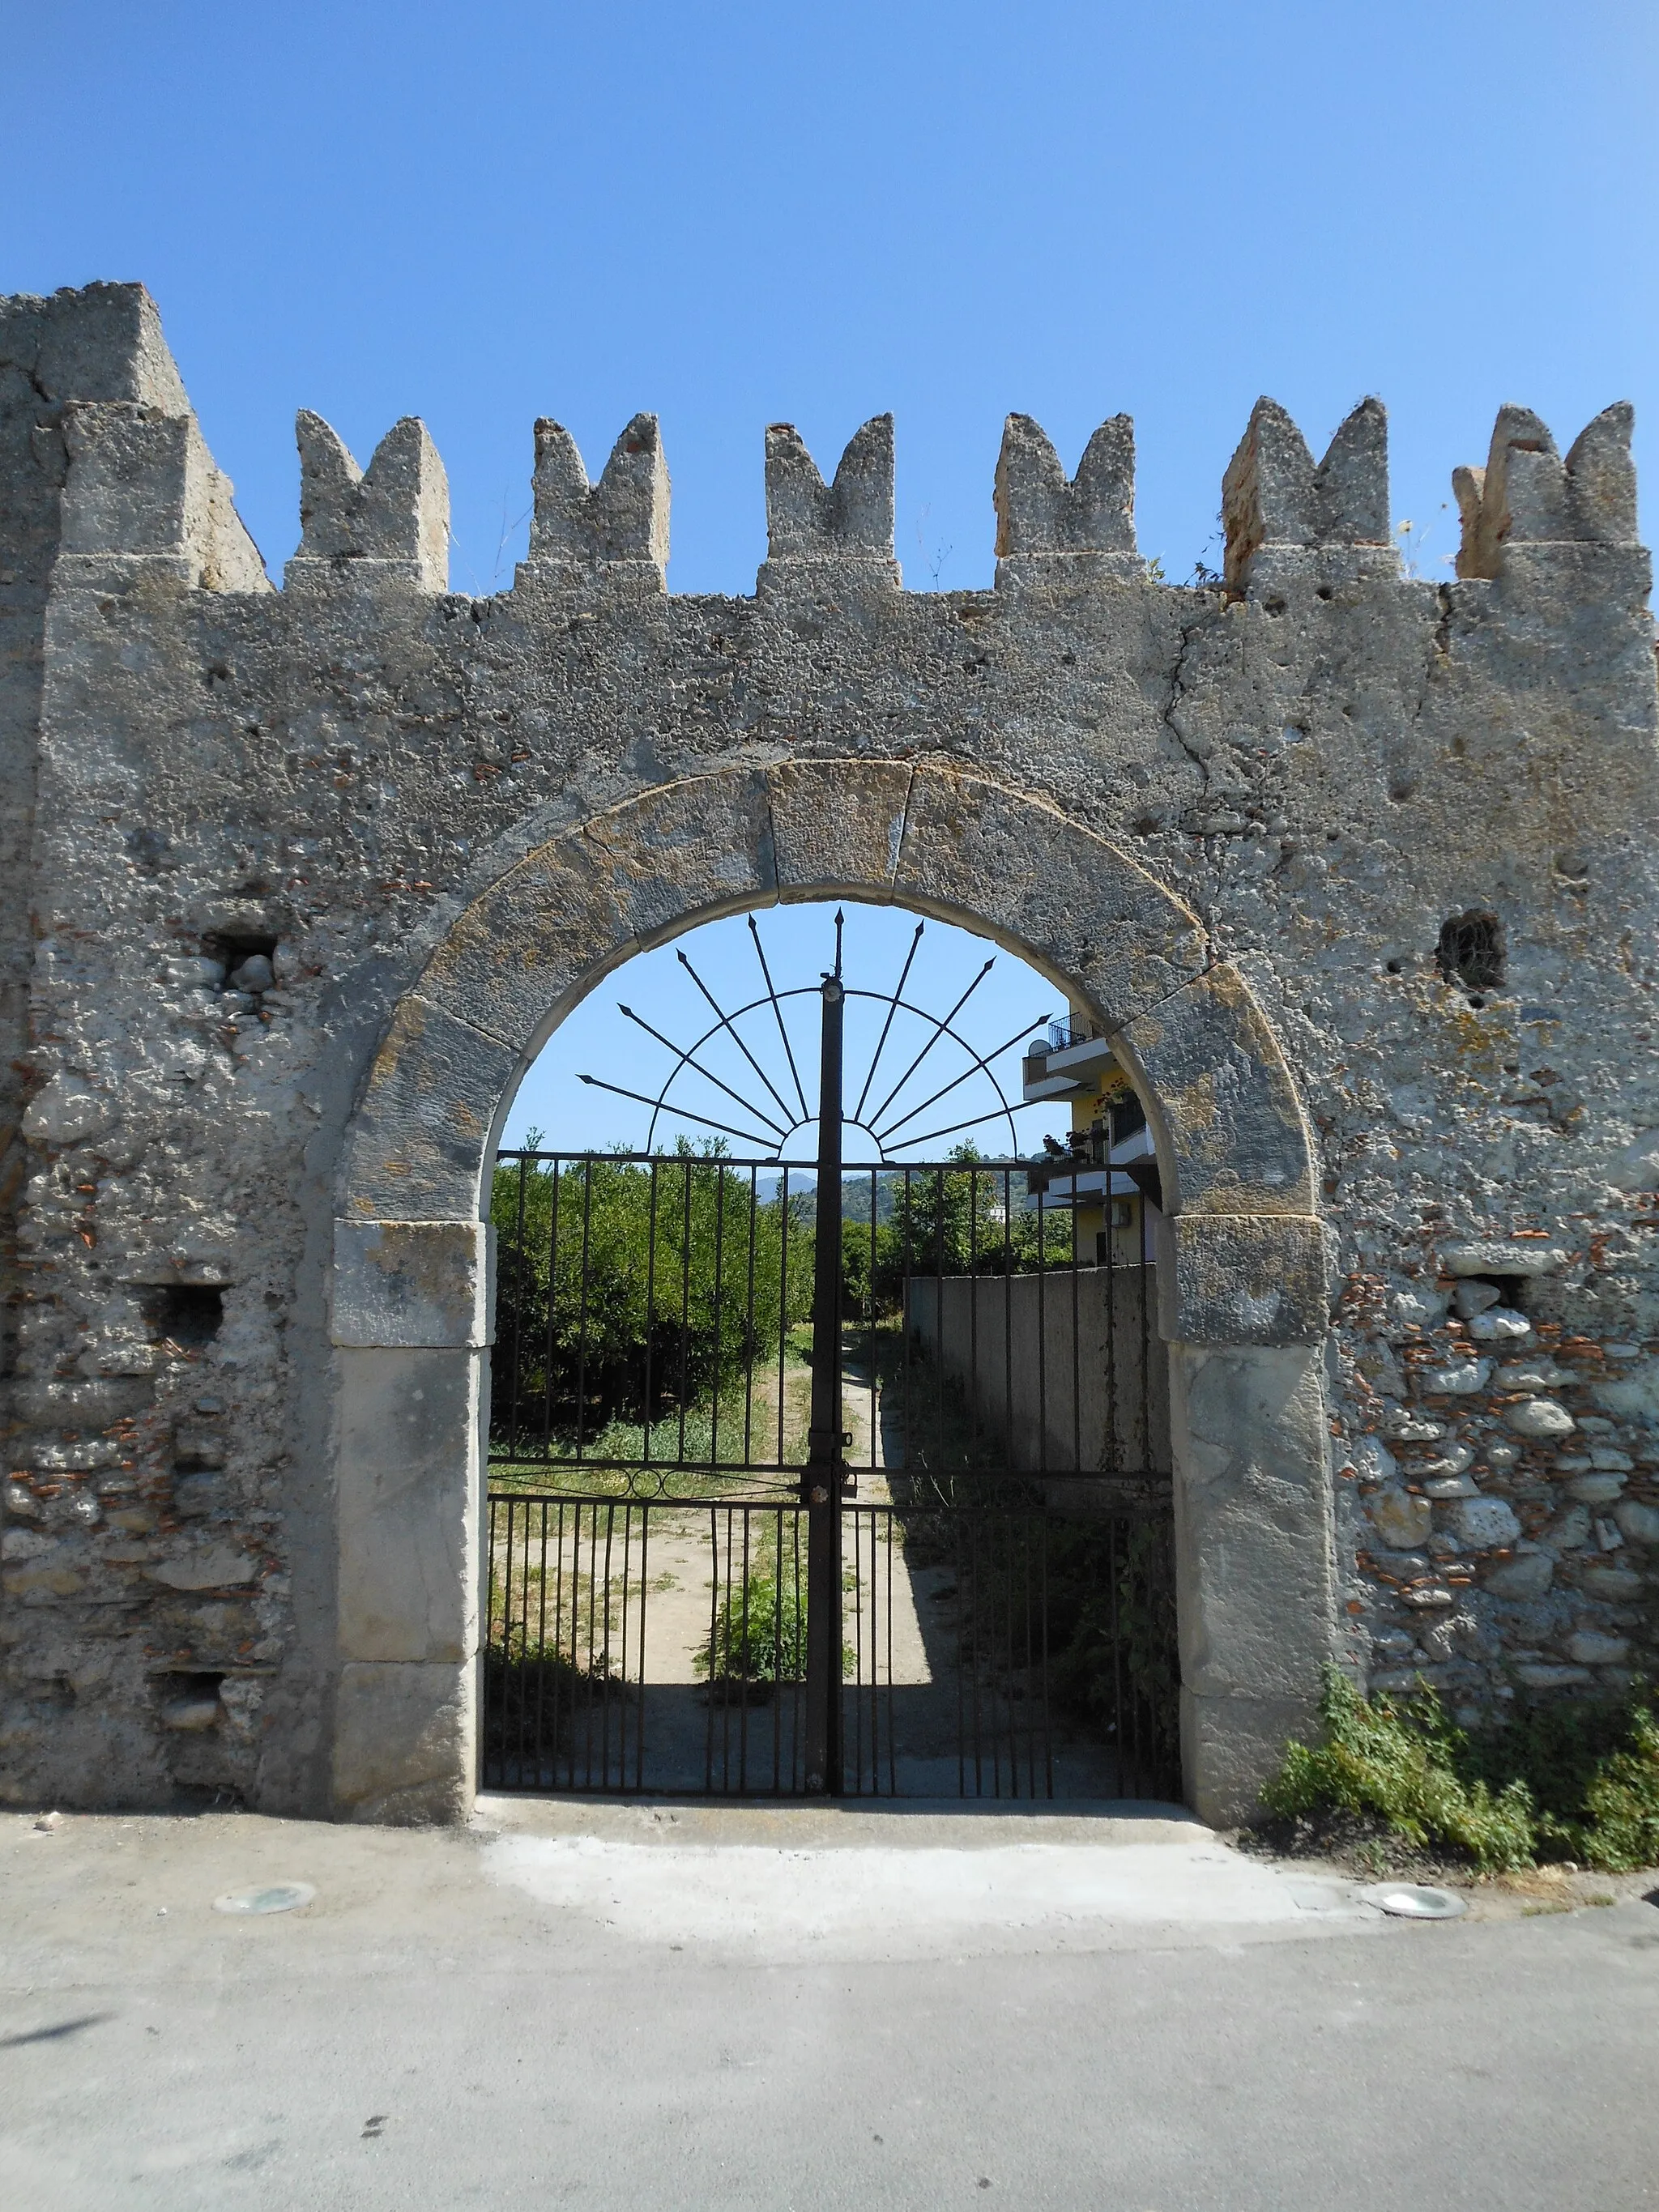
802,1450 -> 857,1506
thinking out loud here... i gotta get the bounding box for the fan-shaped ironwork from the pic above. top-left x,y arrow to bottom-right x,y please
575,910 -> 1049,1160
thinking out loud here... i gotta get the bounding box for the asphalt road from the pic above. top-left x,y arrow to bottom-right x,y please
2,1798 -> 1655,2210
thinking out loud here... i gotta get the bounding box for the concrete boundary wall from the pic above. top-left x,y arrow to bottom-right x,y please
3,282 -> 1657,1831
905,1265 -> 1171,1482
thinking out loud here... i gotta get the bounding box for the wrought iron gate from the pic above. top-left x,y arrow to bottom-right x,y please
482,943 -> 1179,1801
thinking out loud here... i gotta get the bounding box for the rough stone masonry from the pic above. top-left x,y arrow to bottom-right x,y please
1,280 -> 1656,1825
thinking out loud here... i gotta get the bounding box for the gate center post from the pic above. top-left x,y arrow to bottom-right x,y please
803,965 -> 847,1794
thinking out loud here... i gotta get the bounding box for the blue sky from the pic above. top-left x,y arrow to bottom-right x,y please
6,1 -> 1654,1147
7,2 -> 1653,594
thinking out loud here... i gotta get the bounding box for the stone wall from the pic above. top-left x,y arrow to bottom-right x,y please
1,281 -> 1656,1822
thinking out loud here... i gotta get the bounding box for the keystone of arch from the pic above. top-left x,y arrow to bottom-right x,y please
339,758 -> 1316,1281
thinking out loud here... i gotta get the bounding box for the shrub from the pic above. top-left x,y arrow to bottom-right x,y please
1473,1694 -> 1659,1873
1573,1709 -> 1659,1872
1263,1668 -> 1535,1871
1264,1666 -> 1659,1874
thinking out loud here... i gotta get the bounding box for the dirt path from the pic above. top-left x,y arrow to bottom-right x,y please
487,1338 -> 1130,1796
838,1331 -> 940,1689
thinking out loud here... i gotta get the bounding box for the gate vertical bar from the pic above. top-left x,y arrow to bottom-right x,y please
803,959 -> 846,1796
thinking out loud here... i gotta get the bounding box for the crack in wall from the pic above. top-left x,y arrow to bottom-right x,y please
1161,601 -> 1219,784
888,764 -> 919,892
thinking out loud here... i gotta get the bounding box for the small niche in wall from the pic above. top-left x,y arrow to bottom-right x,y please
1436,910 -> 1505,1000
206,930 -> 279,995
206,930 -> 278,963
156,1671 -> 224,1732
145,1283 -> 225,1352
1449,1272 -> 1529,1340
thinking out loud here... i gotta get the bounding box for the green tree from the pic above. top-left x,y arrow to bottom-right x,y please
878,1146 -> 1073,1303
490,1145 -> 813,1453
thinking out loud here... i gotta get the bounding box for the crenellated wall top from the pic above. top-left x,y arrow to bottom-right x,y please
23,284 -> 1644,616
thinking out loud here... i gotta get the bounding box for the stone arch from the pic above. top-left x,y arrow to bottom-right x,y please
327,761 -> 1337,1825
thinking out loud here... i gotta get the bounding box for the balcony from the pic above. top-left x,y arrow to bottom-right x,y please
1024,1120 -> 1159,1210
1020,1020 -> 1121,1102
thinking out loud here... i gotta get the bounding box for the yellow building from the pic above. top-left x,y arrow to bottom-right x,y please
1019,1008 -> 1158,1265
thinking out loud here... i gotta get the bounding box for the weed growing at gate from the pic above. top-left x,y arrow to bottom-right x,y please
697,1570 -> 809,1687
481,1624 -> 592,1779
1263,1666 -> 1659,1873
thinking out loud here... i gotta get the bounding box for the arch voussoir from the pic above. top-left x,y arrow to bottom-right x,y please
763,756 -> 915,899
1115,964 -> 1314,1217
346,995 -> 521,1223
890,763 -> 1209,1032
418,770 -> 779,1063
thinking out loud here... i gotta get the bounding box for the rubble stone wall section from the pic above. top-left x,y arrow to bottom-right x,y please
1,283 -> 1656,1824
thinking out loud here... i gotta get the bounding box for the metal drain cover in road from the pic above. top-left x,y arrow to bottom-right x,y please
212,1882 -> 317,1916
1358,1882 -> 1466,1920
